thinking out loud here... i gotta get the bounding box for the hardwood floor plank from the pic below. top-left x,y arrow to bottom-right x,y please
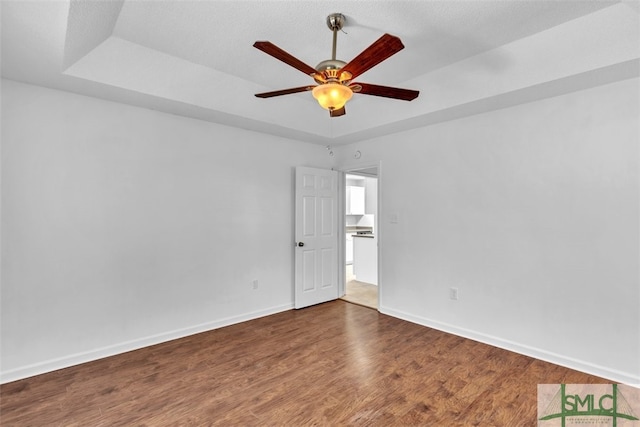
1,301 -> 610,426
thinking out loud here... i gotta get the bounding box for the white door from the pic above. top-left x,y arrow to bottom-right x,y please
295,166 -> 339,309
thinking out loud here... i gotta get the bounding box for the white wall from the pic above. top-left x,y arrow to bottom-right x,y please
0,79 -> 331,382
335,78 -> 640,384
2,77 -> 638,385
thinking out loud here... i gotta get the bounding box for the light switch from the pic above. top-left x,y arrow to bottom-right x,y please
389,213 -> 399,224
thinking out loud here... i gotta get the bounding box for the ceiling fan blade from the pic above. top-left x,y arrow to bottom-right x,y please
255,86 -> 314,98
351,83 -> 419,101
340,34 -> 405,80
330,106 -> 346,117
253,41 -> 318,76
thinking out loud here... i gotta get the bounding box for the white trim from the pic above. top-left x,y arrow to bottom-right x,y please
337,170 -> 346,298
0,303 -> 293,384
379,305 -> 640,387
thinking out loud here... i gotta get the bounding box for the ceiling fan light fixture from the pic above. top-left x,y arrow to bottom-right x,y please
253,13 -> 419,117
312,82 -> 353,111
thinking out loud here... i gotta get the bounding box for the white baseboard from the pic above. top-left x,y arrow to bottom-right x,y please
1,303 -> 294,384
4,303 -> 637,387
379,305 -> 640,387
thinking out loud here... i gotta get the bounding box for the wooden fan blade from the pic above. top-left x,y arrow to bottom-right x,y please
351,83 -> 419,101
340,34 -> 405,80
255,86 -> 314,98
330,106 -> 346,117
253,41 -> 318,76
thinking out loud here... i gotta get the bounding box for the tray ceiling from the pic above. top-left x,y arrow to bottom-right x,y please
2,1 -> 638,144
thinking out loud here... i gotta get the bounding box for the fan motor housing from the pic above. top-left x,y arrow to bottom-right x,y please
315,59 -> 346,72
315,59 -> 352,84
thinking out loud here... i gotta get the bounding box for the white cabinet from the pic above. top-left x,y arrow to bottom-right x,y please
353,236 -> 378,285
364,178 -> 377,215
346,186 -> 365,215
345,233 -> 354,264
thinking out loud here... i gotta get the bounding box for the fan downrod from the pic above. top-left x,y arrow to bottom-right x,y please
315,13 -> 350,81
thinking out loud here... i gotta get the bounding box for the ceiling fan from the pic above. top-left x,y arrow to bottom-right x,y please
253,13 -> 419,117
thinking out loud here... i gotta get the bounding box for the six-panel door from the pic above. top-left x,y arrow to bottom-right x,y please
295,167 -> 339,309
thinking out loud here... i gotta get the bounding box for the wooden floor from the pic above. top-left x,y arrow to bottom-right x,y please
1,301 -> 608,426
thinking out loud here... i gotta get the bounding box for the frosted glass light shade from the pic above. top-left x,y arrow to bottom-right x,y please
312,83 -> 353,111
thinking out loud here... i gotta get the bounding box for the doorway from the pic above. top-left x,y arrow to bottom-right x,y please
341,167 -> 378,309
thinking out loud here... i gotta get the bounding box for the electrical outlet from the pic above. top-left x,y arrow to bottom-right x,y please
450,287 -> 458,300
252,280 -> 259,290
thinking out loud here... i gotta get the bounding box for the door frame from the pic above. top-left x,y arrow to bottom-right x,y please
338,161 -> 382,310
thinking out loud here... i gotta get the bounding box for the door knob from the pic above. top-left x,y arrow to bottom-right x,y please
298,242 -> 304,247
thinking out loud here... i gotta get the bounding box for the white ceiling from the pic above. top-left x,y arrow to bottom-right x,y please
2,1 -> 639,145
